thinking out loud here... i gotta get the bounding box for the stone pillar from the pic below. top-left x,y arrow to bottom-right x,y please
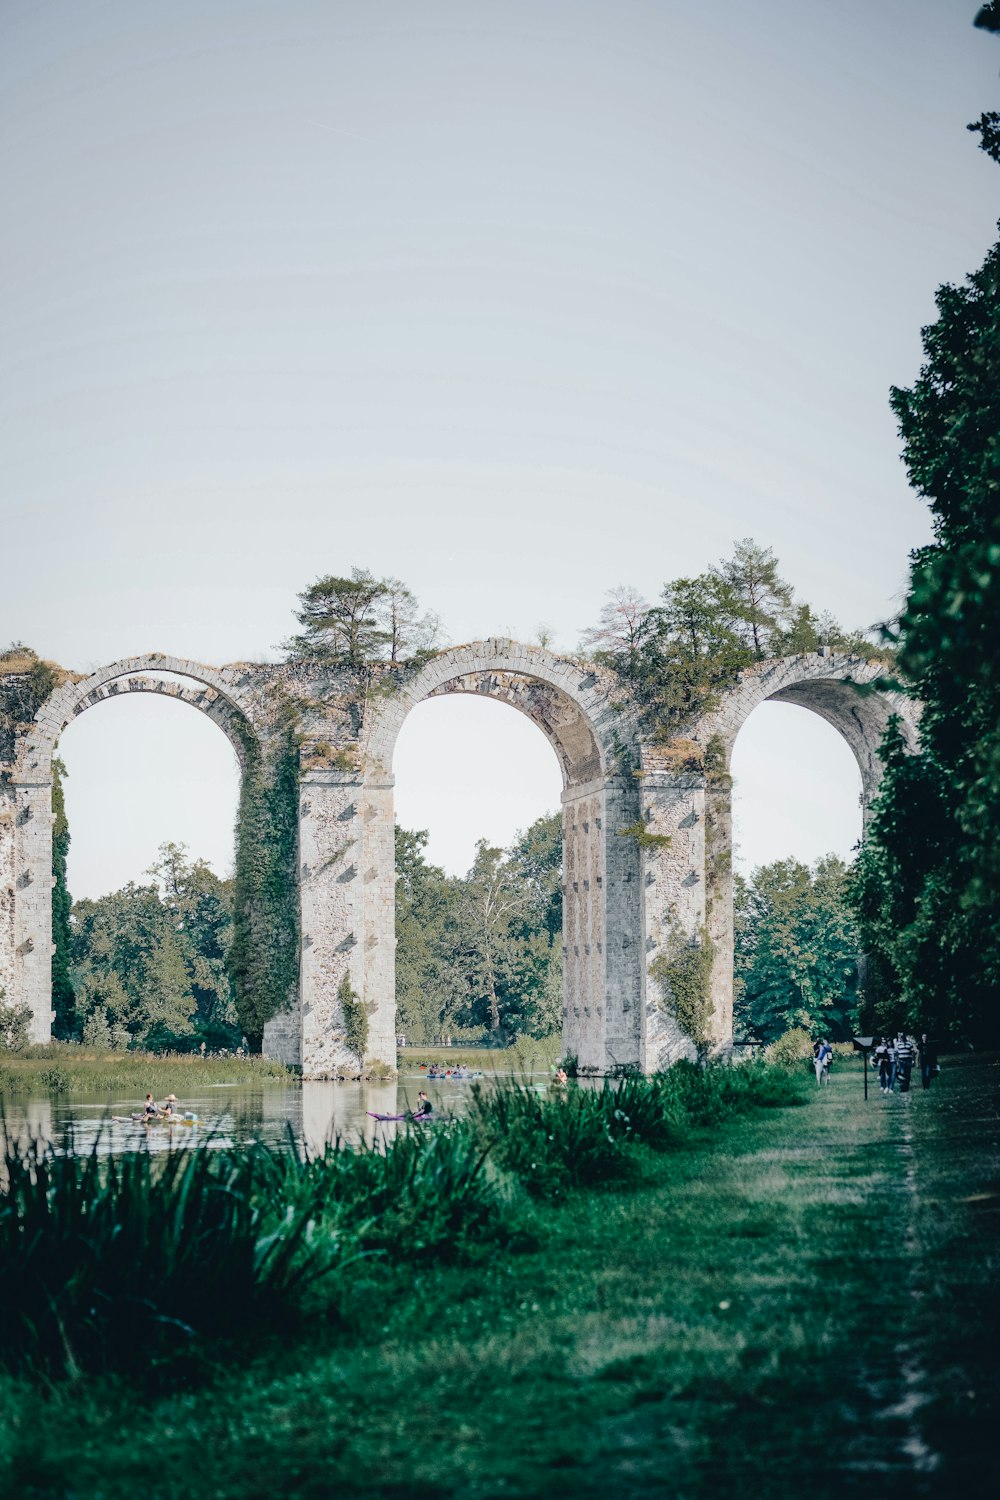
294,767 -> 365,1076
601,774 -> 644,1070
10,771 -> 54,1043
357,774 -> 396,1071
636,769 -> 708,1070
561,781 -> 605,1071
704,779 -> 734,1051
560,775 -> 643,1073
0,783 -> 16,1009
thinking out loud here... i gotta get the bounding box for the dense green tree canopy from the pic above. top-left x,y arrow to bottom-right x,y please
850,38 -> 1000,1044
395,813 -> 563,1044
735,856 -> 861,1044
71,843 -> 242,1052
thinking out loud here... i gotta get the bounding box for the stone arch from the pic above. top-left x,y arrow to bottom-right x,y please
285,642 -> 642,1076
7,655 -> 264,1043
362,640 -> 622,790
691,652 -> 918,816
632,653 -> 918,1070
19,653 -> 262,778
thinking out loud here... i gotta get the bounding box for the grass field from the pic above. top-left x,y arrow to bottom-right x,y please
1,1056 -> 996,1498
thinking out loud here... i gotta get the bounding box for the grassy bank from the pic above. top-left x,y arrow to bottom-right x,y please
1,1059 -> 996,1497
399,1035 -> 562,1071
0,1043 -> 295,1095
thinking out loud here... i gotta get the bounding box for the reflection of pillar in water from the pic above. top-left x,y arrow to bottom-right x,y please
301,1081 -> 338,1154
300,1080 -> 401,1153
24,1096 -> 53,1147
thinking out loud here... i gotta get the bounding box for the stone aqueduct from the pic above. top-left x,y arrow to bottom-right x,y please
0,642 -> 917,1074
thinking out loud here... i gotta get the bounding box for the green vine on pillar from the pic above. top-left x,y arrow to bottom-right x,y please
50,758 -> 76,1039
650,920 -> 716,1059
228,719 -> 301,1052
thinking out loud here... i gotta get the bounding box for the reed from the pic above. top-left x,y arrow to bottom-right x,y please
0,1130 -> 339,1377
465,1063 -> 803,1196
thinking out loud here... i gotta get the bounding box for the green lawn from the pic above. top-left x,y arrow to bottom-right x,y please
3,1057 -> 996,1499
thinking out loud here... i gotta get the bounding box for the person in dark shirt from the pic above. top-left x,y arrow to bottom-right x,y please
143,1093 -> 158,1117
413,1090 -> 432,1120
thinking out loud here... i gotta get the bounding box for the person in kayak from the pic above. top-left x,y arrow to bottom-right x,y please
413,1091 -> 432,1120
161,1093 -> 179,1118
143,1093 -> 158,1117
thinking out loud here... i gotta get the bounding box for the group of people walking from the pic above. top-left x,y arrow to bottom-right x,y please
873,1033 -> 939,1093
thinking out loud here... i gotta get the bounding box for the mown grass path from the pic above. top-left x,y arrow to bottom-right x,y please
3,1059 -> 997,1499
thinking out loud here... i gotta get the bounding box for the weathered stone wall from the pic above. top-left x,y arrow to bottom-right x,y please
0,785 -> 16,1006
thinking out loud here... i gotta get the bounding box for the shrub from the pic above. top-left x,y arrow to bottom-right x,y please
765,1027 -> 815,1066
0,996 -> 32,1052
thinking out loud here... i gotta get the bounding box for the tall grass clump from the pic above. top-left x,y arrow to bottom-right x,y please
0,1131 -> 341,1378
261,1121 -> 526,1262
464,1081 -> 655,1196
466,1063 -> 803,1197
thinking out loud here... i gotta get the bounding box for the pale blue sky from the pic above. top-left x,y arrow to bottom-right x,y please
1,1 -> 996,892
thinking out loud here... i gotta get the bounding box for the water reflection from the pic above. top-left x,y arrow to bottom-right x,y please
0,1074 -> 520,1157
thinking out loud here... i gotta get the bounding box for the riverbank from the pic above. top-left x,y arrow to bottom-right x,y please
2,1058 -> 996,1497
0,1043 -> 295,1094
399,1036 -> 562,1072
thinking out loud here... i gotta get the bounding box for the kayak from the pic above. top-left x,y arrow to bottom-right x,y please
112,1113 -> 199,1126
366,1111 -> 434,1123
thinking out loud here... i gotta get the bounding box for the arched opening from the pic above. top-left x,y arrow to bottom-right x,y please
391,693 -> 564,1045
393,695 -> 563,877
44,670 -> 249,1052
730,700 -> 863,874
58,689 -> 240,899
727,692 -> 869,1047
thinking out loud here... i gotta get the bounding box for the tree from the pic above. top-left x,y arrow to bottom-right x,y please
284,568 -> 390,666
284,568 -> 441,667
850,28 -> 1000,1044
394,825 -> 456,1042
578,586 -> 651,667
148,842 -> 240,1046
71,882 -> 194,1048
378,577 -> 441,663
71,843 -> 242,1051
578,542 -> 884,742
711,538 -> 795,658
735,856 -> 861,1043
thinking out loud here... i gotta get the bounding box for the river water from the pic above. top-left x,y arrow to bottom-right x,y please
0,1073 -> 545,1157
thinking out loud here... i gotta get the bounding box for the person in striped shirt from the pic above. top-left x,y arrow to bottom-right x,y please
894,1034 -> 916,1093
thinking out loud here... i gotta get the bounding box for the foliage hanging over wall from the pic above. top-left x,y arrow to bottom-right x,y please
338,972 -> 368,1068
228,720 -> 301,1052
0,645 -> 66,763
649,921 -> 716,1055
579,540 -> 892,741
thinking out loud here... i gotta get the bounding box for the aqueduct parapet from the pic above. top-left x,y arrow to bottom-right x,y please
0,643 -> 916,1069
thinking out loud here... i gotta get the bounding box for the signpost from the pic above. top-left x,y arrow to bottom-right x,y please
852,1035 -> 874,1100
